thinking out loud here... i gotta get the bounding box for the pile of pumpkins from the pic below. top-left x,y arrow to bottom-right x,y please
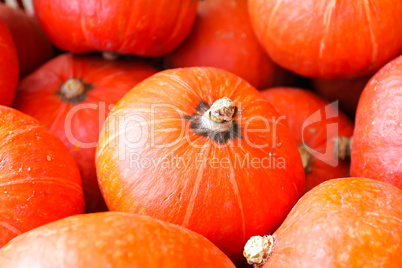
0,0 -> 401,267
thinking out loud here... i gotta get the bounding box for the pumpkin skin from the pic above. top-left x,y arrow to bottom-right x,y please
13,54 -> 157,212
0,212 -> 236,268
260,88 -> 353,192
96,67 -> 305,263
0,106 -> 84,248
165,0 -> 277,90
312,75 -> 370,117
0,20 -> 18,106
33,0 -> 197,57
0,4 -> 53,77
245,178 -> 402,267
248,0 -> 402,78
351,55 -> 402,189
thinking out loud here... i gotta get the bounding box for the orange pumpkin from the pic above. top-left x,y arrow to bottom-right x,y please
96,67 -> 305,262
0,20 -> 18,106
0,4 -> 53,77
0,106 -> 84,247
248,0 -> 402,78
244,178 -> 402,267
166,0 -> 277,89
351,55 -> 402,189
0,212 -> 235,267
261,88 -> 353,191
33,0 -> 197,56
13,54 -> 157,212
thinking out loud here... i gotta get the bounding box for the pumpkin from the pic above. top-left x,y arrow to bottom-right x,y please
33,0 -> 197,57
0,106 -> 84,248
312,75 -> 371,117
243,178 -> 402,267
0,4 -> 53,77
96,67 -> 305,263
165,0 -> 277,90
13,54 -> 157,212
351,55 -> 402,189
0,20 -> 18,106
248,0 -> 402,78
260,88 -> 354,191
0,212 -> 235,268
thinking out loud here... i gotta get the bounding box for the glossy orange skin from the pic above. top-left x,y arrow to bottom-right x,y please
0,20 -> 18,106
313,75 -> 371,117
261,88 -> 353,192
262,178 -> 402,267
0,212 -> 235,268
13,54 -> 156,212
33,0 -> 197,57
0,106 -> 84,248
249,0 -> 402,78
0,4 -> 53,77
96,67 -> 305,263
351,56 -> 402,189
166,0 -> 276,89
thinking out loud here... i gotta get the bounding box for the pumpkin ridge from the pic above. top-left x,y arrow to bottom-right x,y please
0,176 -> 83,193
182,145 -> 211,226
0,221 -> 22,236
226,150 -> 246,241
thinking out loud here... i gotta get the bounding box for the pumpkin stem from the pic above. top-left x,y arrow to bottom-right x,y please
102,51 -> 120,61
298,145 -> 314,174
60,79 -> 85,99
243,235 -> 274,267
334,136 -> 352,160
201,97 -> 236,132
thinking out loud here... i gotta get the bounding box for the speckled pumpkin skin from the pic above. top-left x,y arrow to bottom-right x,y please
262,178 -> 402,267
0,106 -> 84,248
0,212 -> 235,268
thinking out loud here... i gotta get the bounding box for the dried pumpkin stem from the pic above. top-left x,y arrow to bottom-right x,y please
334,136 -> 352,160
298,145 -> 314,174
60,79 -> 85,99
243,235 -> 274,267
102,51 -> 120,61
201,97 -> 235,132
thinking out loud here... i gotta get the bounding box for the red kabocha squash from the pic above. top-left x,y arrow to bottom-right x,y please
13,54 -> 157,212
312,75 -> 371,117
248,0 -> 402,78
351,55 -> 402,189
0,106 -> 84,248
33,0 -> 197,57
243,178 -> 402,267
166,0 -> 277,90
0,4 -> 53,77
0,212 -> 236,268
261,88 -> 353,192
96,67 -> 305,263
0,20 -> 18,106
